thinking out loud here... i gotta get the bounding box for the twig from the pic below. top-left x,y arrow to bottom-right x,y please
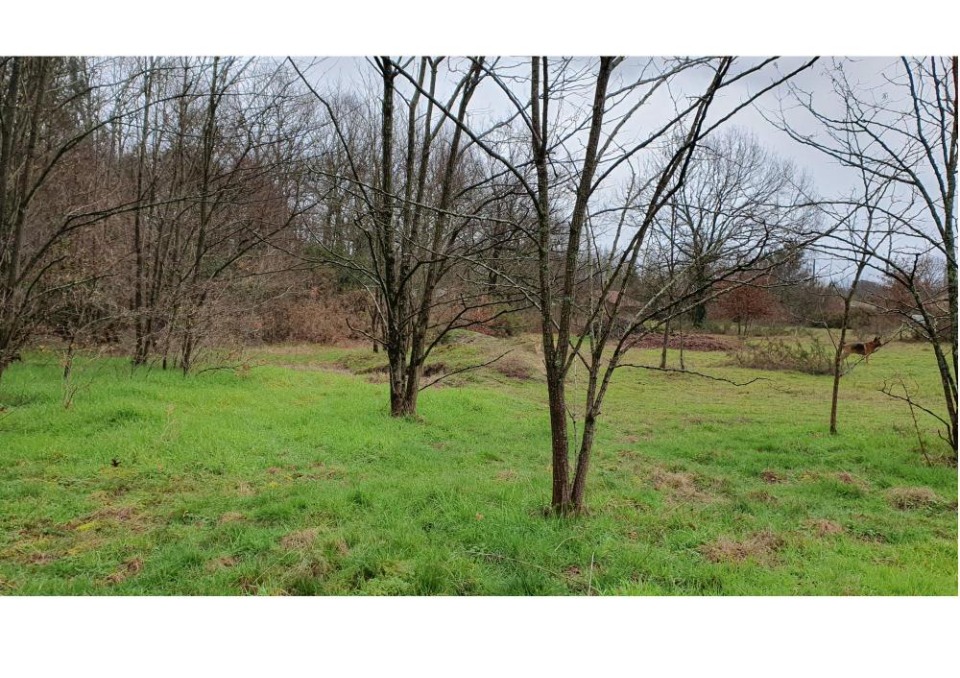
194,358 -> 265,377
418,349 -> 513,392
880,379 -> 950,429
907,395 -> 932,466
465,549 -> 563,578
618,363 -> 769,387
466,548 -> 599,595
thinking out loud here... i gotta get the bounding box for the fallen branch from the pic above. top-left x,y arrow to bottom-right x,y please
194,359 -> 265,377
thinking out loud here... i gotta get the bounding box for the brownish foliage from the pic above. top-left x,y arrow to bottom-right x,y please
205,556 -> 238,572
729,335 -> 833,375
259,287 -> 371,345
650,468 -> 714,503
494,355 -> 536,380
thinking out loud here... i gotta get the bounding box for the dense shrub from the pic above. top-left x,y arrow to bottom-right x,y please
729,335 -> 834,375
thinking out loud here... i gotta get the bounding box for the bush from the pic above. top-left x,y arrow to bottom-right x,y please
729,335 -> 834,375
259,290 -> 369,345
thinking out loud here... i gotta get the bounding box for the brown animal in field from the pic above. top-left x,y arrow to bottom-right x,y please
840,336 -> 883,363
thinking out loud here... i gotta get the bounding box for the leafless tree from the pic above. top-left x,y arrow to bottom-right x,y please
0,57 -> 143,384
111,57 -> 318,373
776,57 -> 957,454
654,128 -> 817,329
292,57 -> 524,417
401,56 -> 820,513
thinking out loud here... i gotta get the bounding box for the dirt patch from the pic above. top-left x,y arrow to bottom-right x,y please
422,362 -> 446,377
237,576 -> 260,595
26,552 -> 57,565
760,470 -> 785,484
835,472 -> 870,489
805,519 -> 844,537
496,470 -> 518,482
219,512 -> 244,524
886,487 -> 943,510
700,529 -> 785,565
97,506 -> 138,521
493,354 -> 542,380
280,528 -> 320,550
629,333 -> 736,352
798,471 -> 823,483
308,462 -> 345,480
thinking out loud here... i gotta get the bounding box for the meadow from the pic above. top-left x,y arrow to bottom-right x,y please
0,333 -> 955,595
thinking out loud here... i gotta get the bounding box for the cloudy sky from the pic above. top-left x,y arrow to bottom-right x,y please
291,55 -> 926,280
9,2 -> 952,282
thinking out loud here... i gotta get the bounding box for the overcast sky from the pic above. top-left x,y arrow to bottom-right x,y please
293,56 -> 924,279
7,3 -> 952,283
296,55 -> 893,193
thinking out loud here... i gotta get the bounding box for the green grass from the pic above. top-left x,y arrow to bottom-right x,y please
0,335 -> 955,595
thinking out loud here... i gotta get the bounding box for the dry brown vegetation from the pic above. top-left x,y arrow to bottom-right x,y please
280,528 -> 320,550
805,519 -> 844,537
700,529 -> 786,564
630,333 -> 736,352
886,487 -> 943,510
728,335 -> 834,374
760,469 -> 786,484
650,468 -> 715,504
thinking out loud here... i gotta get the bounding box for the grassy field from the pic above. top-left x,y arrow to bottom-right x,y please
0,333 -> 956,595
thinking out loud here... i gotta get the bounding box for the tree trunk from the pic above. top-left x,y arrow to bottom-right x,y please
678,317 -> 686,371
132,61 -> 154,366
570,412 -> 598,510
659,319 -> 670,369
829,318 -> 850,435
546,367 -> 572,513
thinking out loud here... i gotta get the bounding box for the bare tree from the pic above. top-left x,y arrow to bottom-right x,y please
401,56 -> 820,513
292,57 -> 523,417
113,57 -> 317,373
777,57 -> 957,454
0,57 -> 140,384
656,128 -> 816,329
